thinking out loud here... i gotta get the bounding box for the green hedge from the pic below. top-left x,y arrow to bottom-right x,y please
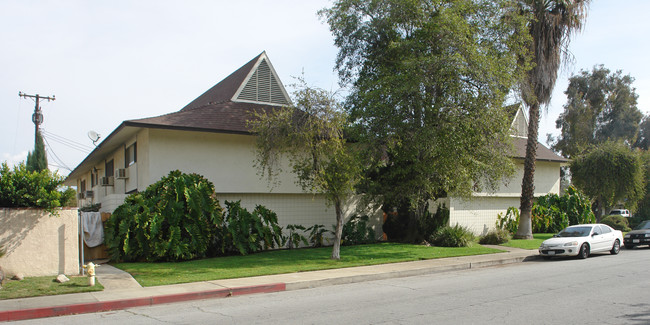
0,162 -> 72,212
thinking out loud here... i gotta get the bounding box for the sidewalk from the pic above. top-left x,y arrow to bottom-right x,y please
0,246 -> 539,322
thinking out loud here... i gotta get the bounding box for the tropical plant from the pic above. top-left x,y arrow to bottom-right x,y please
418,203 -> 450,241
516,0 -> 591,239
104,170 -> 223,262
0,162 -> 71,214
220,201 -> 285,255
429,224 -> 475,248
285,224 -> 308,249
496,207 -> 520,234
307,224 -> 328,248
339,215 -> 376,246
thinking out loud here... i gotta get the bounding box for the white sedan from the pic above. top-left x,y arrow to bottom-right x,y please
538,224 -> 623,259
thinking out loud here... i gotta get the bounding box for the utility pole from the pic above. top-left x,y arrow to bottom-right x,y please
18,91 -> 55,144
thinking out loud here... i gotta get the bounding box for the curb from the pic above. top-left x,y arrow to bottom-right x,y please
0,283 -> 286,322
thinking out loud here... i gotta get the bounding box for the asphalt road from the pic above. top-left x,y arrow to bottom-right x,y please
13,247 -> 650,325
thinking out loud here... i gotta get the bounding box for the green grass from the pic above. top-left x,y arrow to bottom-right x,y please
501,233 -> 554,250
114,242 -> 504,287
0,276 -> 104,300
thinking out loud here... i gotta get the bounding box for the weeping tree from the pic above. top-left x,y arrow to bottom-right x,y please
320,0 -> 531,241
250,79 -> 362,260
516,0 -> 591,239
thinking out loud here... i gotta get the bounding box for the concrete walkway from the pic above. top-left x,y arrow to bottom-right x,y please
0,246 -> 539,322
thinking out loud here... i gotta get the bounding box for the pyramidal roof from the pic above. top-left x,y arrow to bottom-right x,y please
181,51 -> 291,111
125,51 -> 291,135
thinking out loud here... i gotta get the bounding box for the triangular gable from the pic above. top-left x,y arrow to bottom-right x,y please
510,105 -> 528,138
232,52 -> 291,106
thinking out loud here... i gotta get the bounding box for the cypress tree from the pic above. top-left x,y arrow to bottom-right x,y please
26,131 -> 48,172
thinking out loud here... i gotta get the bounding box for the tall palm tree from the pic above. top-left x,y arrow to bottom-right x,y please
516,0 -> 591,239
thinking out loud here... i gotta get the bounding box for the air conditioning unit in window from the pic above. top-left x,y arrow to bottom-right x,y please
99,176 -> 114,186
115,168 -> 128,179
85,190 -> 94,198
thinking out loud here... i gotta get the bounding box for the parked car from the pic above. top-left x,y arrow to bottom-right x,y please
539,224 -> 623,259
623,220 -> 650,249
609,209 -> 631,218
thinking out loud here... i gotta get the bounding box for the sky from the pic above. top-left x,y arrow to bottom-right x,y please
1,0 -> 649,176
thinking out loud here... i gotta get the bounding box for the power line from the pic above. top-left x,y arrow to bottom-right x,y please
42,135 -> 72,171
41,130 -> 94,153
18,92 -> 55,144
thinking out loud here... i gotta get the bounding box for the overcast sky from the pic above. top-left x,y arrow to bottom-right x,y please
1,0 -> 648,176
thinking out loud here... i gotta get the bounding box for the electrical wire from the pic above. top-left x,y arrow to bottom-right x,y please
42,134 -> 72,171
41,130 -> 93,153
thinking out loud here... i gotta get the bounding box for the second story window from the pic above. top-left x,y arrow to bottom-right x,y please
80,179 -> 86,193
125,143 -> 137,167
105,159 -> 114,178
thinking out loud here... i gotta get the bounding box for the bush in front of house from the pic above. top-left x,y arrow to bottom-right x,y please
220,201 -> 285,255
340,215 -> 376,245
429,224 -> 475,247
479,228 -> 511,245
532,186 -> 595,233
0,162 -> 73,212
601,215 -> 631,232
105,170 -> 223,262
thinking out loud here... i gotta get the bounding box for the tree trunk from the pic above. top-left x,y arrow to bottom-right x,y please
515,102 -> 540,239
331,199 -> 343,260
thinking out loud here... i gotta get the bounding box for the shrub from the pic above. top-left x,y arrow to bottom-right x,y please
532,186 -> 595,233
307,224 -> 328,247
220,201 -> 285,255
429,224 -> 475,247
340,215 -> 376,245
418,203 -> 450,240
496,207 -> 520,234
0,162 -> 72,213
285,224 -> 308,249
105,170 -> 223,262
601,215 -> 631,232
479,229 -> 511,245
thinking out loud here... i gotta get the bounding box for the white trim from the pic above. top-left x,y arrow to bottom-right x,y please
231,51 -> 292,105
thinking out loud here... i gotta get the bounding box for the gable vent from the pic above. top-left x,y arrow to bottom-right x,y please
237,59 -> 290,106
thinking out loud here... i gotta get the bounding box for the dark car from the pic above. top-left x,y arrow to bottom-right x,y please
624,220 -> 650,249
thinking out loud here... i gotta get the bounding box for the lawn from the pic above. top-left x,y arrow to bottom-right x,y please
0,276 -> 104,300
114,242 -> 504,287
502,233 -> 554,250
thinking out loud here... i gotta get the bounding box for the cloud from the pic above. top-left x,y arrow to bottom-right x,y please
1,151 -> 28,167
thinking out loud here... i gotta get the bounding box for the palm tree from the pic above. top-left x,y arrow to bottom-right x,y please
516,0 -> 591,239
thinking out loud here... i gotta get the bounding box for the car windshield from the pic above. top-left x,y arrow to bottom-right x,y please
557,226 -> 592,237
609,210 -> 621,215
634,221 -> 650,230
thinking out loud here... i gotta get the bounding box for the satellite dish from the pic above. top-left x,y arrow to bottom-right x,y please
87,130 -> 101,145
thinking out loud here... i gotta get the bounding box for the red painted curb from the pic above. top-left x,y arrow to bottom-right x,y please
0,283 -> 286,322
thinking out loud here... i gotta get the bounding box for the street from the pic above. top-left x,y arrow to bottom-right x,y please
12,247 -> 650,325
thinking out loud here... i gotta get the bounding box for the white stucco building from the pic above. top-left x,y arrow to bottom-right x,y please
65,52 -> 567,236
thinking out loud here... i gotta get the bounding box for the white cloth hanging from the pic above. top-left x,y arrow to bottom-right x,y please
82,211 -> 104,248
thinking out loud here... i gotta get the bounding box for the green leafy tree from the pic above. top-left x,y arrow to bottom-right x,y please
551,65 -> 643,158
0,162 -> 69,213
320,0 -> 531,241
633,115 -> 650,150
250,79 -> 362,260
26,131 -> 48,172
516,0 -> 591,239
630,151 -> 650,227
570,142 -> 645,220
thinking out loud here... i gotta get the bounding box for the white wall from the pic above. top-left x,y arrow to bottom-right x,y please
147,129 -> 304,194
0,208 -> 79,277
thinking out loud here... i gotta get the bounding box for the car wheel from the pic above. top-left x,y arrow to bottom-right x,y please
578,243 -> 589,259
610,239 -> 620,255
624,244 -> 634,249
